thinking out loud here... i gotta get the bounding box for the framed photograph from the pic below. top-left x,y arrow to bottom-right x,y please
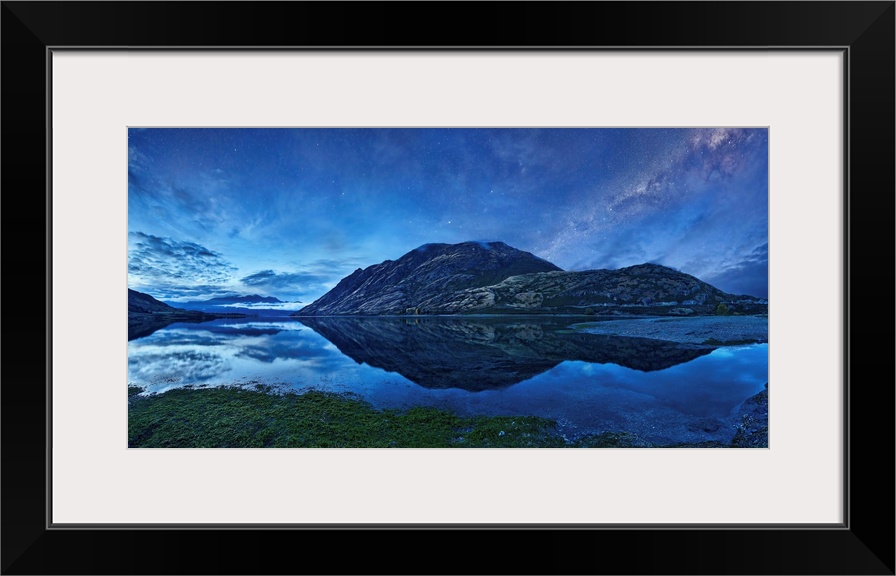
125,125 -> 771,451
3,2 -> 892,574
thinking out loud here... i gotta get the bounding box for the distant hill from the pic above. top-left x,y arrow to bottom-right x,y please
293,242 -> 766,317
170,293 -> 296,317
128,288 -> 244,340
129,288 -> 192,315
180,294 -> 283,306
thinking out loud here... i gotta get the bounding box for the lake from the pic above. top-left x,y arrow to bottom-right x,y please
127,315 -> 768,446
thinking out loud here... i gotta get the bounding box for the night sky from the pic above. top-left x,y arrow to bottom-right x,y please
128,128 -> 769,305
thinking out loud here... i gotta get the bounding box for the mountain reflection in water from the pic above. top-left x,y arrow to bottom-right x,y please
128,316 -> 767,444
298,316 -> 714,391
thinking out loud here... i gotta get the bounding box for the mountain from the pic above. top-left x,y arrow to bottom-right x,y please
293,241 -> 561,316
415,262 -> 766,315
128,288 -> 245,340
293,242 -> 767,317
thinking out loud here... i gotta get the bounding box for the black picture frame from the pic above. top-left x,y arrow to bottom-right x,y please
2,2 -> 892,574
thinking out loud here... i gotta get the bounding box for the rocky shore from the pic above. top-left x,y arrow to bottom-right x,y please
573,315 -> 768,345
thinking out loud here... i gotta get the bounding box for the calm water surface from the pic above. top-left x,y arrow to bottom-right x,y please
127,316 -> 768,445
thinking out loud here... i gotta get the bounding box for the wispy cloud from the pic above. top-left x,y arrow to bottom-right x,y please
541,128 -> 767,279
217,302 -> 305,311
701,243 -> 769,298
241,269 -> 328,290
128,128 -> 769,301
239,258 -> 361,302
128,232 -> 237,299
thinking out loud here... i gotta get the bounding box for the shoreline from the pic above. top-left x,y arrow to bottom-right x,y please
127,384 -> 768,449
571,315 -> 768,345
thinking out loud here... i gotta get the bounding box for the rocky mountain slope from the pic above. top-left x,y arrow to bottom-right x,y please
294,241 -> 561,316
293,242 -> 767,317
417,263 -> 765,315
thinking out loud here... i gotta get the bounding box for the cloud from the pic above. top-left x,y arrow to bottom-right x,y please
217,302 -> 305,311
237,261 -> 356,303
239,257 -> 364,296
153,286 -> 243,303
241,269 -> 329,290
128,232 -> 238,297
127,155 -> 245,236
127,145 -> 156,201
128,144 -> 149,172
568,231 -> 650,271
701,243 -> 769,298
488,129 -> 559,170
542,129 -> 767,274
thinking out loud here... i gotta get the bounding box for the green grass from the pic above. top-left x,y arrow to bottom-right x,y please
128,386 -> 764,448
128,387 -> 575,448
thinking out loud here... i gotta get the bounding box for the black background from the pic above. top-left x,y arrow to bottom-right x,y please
2,2 -> 893,574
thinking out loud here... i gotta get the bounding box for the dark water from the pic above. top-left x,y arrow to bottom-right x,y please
127,316 -> 768,445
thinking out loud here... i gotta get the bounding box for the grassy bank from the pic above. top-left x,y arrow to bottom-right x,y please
128,385 -> 764,448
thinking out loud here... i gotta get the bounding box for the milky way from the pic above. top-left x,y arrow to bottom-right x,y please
128,128 -> 768,302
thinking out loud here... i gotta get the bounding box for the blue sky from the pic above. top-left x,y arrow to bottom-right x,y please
128,128 -> 769,303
